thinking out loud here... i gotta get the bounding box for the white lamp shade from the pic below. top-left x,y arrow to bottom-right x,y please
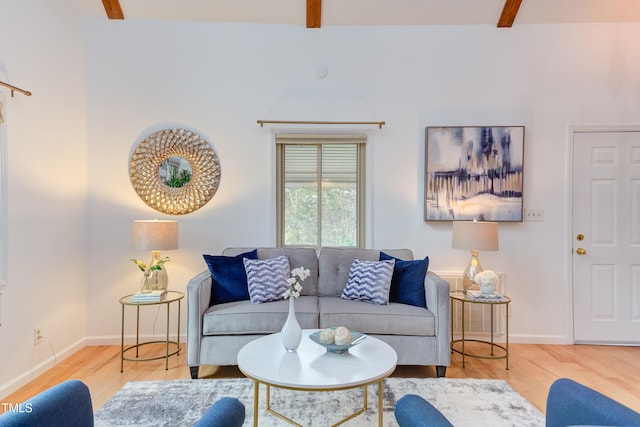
132,220 -> 179,251
452,221 -> 499,251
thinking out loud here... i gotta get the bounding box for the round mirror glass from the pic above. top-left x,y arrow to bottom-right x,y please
160,156 -> 193,188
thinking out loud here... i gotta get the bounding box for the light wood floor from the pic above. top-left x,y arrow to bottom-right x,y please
2,343 -> 640,415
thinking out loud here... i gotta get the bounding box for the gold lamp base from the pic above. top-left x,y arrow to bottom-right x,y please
462,250 -> 483,291
147,250 -> 169,291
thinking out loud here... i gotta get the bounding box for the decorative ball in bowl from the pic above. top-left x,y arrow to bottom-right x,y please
309,326 -> 366,354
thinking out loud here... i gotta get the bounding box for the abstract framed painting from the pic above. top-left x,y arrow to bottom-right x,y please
425,126 -> 524,222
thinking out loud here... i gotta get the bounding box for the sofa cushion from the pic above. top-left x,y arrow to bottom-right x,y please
204,249 -> 258,306
202,296 -> 319,335
319,297 -> 435,336
223,248 -> 319,296
243,255 -> 291,304
380,252 -> 429,309
318,247 -> 414,297
341,258 -> 395,305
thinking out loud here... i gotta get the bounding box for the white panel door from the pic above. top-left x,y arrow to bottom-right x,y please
572,131 -> 640,343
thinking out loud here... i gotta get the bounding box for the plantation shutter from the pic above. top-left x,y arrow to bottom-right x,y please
276,133 -> 365,187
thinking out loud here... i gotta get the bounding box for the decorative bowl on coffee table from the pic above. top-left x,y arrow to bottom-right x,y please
309,329 -> 366,354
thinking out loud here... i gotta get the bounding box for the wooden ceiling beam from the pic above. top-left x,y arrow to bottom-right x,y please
497,0 -> 522,28
307,0 -> 322,28
102,0 -> 124,20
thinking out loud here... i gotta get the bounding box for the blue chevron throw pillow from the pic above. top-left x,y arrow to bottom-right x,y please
243,255 -> 291,304
341,258 -> 395,305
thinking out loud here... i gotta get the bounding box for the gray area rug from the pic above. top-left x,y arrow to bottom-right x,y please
95,377 -> 544,426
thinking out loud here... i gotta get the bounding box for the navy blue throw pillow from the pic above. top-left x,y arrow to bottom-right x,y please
380,252 -> 429,309
203,249 -> 258,306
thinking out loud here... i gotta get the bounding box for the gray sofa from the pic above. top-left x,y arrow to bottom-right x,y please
187,247 -> 450,379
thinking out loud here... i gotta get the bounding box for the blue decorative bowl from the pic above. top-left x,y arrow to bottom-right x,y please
309,328 -> 366,354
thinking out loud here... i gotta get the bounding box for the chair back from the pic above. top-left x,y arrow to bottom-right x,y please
0,380 -> 94,427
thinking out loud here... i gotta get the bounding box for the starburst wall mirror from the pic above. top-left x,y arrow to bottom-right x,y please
129,128 -> 221,215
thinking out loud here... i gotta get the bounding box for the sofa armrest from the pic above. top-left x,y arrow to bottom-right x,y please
546,378 -> 640,427
424,271 -> 451,368
187,270 -> 213,368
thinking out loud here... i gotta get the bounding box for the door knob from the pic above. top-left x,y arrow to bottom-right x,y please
576,248 -> 587,255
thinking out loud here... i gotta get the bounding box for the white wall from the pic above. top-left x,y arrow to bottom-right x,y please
86,19 -> 640,343
2,5 -> 640,397
83,19 -> 640,350
0,0 -> 88,397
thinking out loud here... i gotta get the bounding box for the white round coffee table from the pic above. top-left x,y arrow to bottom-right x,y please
237,329 -> 397,426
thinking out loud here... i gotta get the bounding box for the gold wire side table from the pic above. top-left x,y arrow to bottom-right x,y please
450,290 -> 511,370
119,290 -> 184,372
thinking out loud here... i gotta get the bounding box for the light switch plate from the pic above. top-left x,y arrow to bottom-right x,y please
525,209 -> 544,221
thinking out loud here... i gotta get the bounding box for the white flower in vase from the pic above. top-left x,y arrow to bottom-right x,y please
280,265 -> 310,352
282,266 -> 311,299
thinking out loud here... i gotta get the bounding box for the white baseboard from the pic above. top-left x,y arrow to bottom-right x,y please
85,335 -> 121,346
85,334 -> 184,346
454,332 -> 571,344
91,332 -> 567,347
0,338 -> 86,401
508,334 -> 572,345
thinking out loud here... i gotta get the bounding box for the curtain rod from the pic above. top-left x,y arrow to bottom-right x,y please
0,81 -> 32,97
257,120 -> 385,129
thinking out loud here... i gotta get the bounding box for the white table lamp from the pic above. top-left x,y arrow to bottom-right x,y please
132,220 -> 178,291
452,220 -> 499,291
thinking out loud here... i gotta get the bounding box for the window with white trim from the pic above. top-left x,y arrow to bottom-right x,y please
276,133 -> 365,249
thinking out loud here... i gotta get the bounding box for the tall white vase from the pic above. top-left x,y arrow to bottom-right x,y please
281,297 -> 302,352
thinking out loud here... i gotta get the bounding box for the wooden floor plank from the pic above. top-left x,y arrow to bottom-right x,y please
2,343 -> 639,414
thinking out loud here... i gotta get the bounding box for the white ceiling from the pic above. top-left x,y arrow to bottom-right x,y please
80,0 -> 640,26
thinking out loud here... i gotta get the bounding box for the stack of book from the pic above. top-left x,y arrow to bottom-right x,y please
466,289 -> 505,301
131,290 -> 167,303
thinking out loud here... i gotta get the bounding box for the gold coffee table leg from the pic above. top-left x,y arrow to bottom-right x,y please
262,382 -> 374,427
378,380 -> 383,426
266,383 -> 303,426
253,381 -> 259,427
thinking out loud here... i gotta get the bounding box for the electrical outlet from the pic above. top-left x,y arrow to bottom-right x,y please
525,209 -> 544,222
33,327 -> 42,345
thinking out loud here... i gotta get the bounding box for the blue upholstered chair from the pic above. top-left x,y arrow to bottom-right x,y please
0,380 -> 94,427
394,378 -> 640,427
394,394 -> 453,427
194,396 -> 245,427
0,380 -> 245,427
546,378 -> 640,427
